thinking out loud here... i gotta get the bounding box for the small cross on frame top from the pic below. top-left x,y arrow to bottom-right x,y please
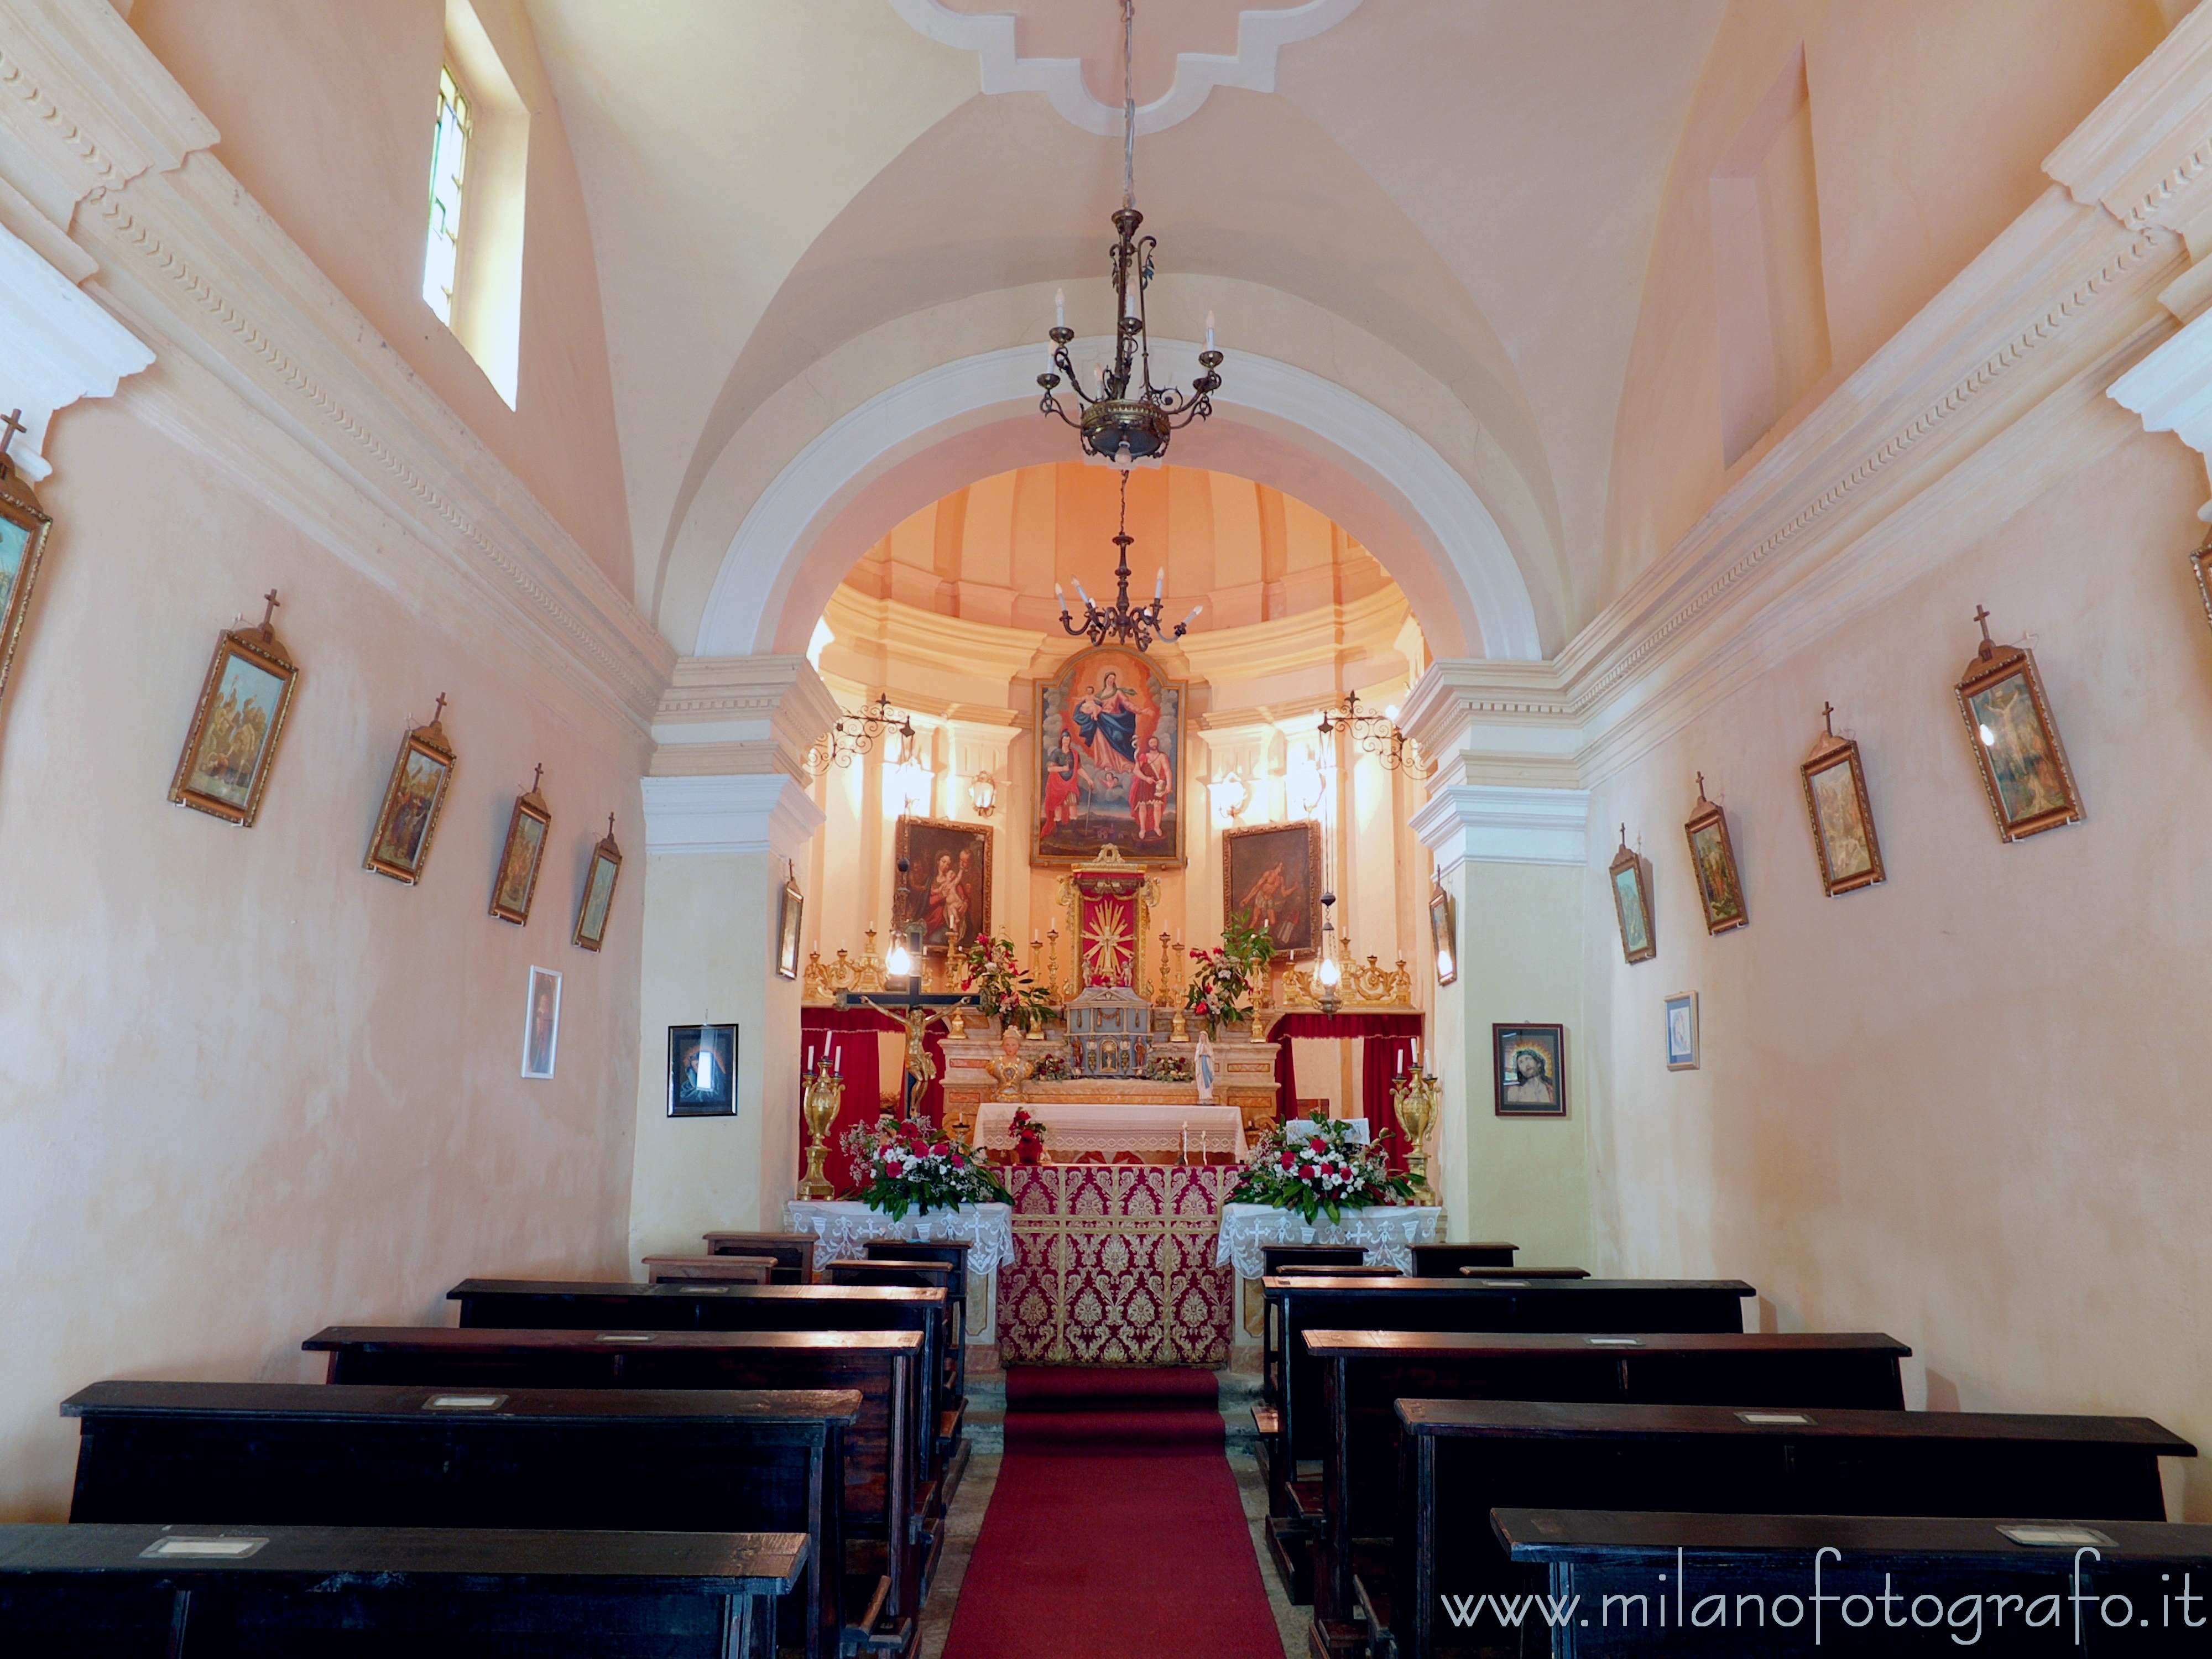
1820,701 -> 1836,737
1973,603 -> 1996,658
432,693 -> 447,723
0,409 -> 25,462
530,763 -> 544,795
257,590 -> 281,636
607,813 -> 617,838
1695,771 -> 1708,802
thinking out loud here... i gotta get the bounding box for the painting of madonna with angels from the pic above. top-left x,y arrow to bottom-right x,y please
1035,645 -> 1185,867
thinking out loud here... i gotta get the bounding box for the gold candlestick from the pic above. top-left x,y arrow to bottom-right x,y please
798,1062 -> 844,1200
1392,1067 -> 1441,1206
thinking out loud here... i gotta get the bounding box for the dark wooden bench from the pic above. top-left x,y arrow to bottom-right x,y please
1291,1328 -> 1906,1621
445,1279 -> 952,1519
1458,1267 -> 1590,1280
823,1261 -> 970,1499
1265,1245 -> 1372,1273
646,1254 -> 776,1284
61,1379 -> 860,1659
0,1520 -> 805,1659
705,1232 -> 821,1283
1408,1244 -> 1517,1276
1493,1509 -> 2212,1657
1263,1277 -> 1755,1520
1384,1399 -> 2194,1659
302,1325 -> 931,1642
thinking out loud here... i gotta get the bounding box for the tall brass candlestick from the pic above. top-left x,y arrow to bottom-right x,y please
1392,1068 -> 1441,1207
797,1062 -> 844,1201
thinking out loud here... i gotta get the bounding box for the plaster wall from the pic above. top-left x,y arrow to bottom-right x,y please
126,0 -> 634,588
0,398 -> 645,1518
1583,429 -> 2212,1516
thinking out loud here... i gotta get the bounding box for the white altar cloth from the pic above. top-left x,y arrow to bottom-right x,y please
1214,1202 -> 1443,1276
783,1199 -> 1015,1274
975,1100 -> 1247,1160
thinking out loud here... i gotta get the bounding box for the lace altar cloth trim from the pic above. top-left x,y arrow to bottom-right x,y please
1215,1201 -> 1444,1277
975,1101 -> 1247,1159
782,1199 -> 1015,1275
999,1165 -> 1234,1366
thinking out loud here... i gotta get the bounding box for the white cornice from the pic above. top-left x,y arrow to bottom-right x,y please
653,655 -> 842,780
641,774 -> 825,862
821,586 -> 1047,694
1409,784 -> 1590,872
884,0 -> 1361,137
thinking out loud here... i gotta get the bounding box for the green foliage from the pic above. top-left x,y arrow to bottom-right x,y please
1227,1110 -> 1415,1225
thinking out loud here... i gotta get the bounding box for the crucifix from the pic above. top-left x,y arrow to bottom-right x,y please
1973,603 -> 1998,659
1820,701 -> 1836,737
0,409 -> 24,465
257,590 -> 281,638
1695,771 -> 1708,802
432,693 -> 447,724
530,763 -> 544,795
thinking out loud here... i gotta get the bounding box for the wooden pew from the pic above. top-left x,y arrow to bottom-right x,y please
1385,1399 -> 2193,1659
823,1260 -> 969,1498
62,1379 -> 859,1659
646,1254 -> 776,1284
1408,1244 -> 1518,1276
705,1232 -> 821,1283
1265,1245 -> 1371,1273
1493,1509 -> 2212,1658
1293,1328 -> 1907,1623
1458,1267 -> 1590,1280
1262,1276 -> 1755,1519
445,1278 -> 951,1521
0,1521 -> 805,1659
302,1325 -> 931,1644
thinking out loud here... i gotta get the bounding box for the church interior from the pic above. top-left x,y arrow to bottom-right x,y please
6,1 -> 2212,1653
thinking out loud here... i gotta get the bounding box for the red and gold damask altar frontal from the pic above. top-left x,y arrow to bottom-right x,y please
999,1165 -> 1234,1365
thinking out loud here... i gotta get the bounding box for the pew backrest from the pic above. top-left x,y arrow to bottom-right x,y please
1408,1243 -> 1517,1276
703,1232 -> 821,1281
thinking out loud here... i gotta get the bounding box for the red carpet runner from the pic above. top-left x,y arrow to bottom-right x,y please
940,1366 -> 1284,1658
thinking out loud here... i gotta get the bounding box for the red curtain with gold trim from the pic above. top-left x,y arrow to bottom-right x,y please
1265,1011 -> 1425,1170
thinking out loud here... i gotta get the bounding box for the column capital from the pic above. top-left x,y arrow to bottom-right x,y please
651,655 -> 843,780
1410,783 -> 1590,872
640,774 -> 825,862
1397,658 -> 1582,791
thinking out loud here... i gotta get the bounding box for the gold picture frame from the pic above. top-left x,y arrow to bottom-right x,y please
1428,885 -> 1458,986
572,815 -> 623,951
1800,705 -> 1885,896
776,870 -> 804,980
168,591 -> 300,828
1222,820 -> 1323,958
893,815 -> 993,955
1683,775 -> 1747,935
1954,607 -> 2083,843
2194,537 -> 2212,634
0,442 -> 55,745
364,695 -> 456,884
1607,827 -> 1656,964
490,765 -> 552,925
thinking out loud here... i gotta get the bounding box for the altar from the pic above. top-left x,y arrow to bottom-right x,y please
974,1100 -> 1246,1159
940,1030 -> 1281,1146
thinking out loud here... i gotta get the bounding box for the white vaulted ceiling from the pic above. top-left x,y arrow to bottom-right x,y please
522,0 -> 1727,658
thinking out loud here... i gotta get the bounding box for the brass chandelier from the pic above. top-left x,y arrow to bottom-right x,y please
1037,0 -> 1224,466
1055,471 -> 1201,651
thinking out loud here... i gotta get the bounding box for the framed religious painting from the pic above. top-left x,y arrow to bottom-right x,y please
363,696 -> 456,884
0,442 -> 55,744
1682,776 -> 1747,935
490,766 -> 551,925
667,1022 -> 738,1117
168,592 -> 300,828
894,816 -> 992,956
1954,608 -> 2083,843
1800,707 -> 1885,896
572,816 -> 623,951
520,965 -> 561,1079
1221,820 -> 1322,958
1607,828 -> 1656,964
775,870 -> 804,980
2194,539 -> 2212,635
1494,1023 -> 1567,1118
1664,991 -> 1700,1072
1035,644 -> 1186,867
1428,884 -> 1458,986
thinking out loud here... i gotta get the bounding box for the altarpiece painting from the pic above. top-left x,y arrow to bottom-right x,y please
1221,821 -> 1322,957
1036,645 -> 1185,867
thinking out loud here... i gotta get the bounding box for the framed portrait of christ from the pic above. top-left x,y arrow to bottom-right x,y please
1035,645 -> 1185,867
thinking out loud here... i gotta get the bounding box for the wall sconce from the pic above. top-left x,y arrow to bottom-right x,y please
968,770 -> 999,817
1207,771 -> 1248,821
891,760 -> 933,816
1286,751 -> 1326,817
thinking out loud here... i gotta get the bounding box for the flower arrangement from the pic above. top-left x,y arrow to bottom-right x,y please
958,936 -> 1055,1029
1142,1053 -> 1194,1082
841,1114 -> 1011,1219
1006,1106 -> 1048,1165
1227,1110 -> 1413,1224
1029,1047 -> 1074,1082
1185,907 -> 1279,1038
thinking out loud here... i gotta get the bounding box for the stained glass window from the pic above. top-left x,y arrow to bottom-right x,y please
422,65 -> 471,324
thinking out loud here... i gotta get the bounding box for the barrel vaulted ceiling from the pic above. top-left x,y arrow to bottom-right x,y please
522,0 -> 1729,659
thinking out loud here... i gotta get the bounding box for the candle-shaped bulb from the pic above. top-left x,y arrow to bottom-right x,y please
833,1048 -> 842,1076
1055,288 -> 1066,329
1204,310 -> 1217,351
1180,604 -> 1204,628
1154,567 -> 1165,601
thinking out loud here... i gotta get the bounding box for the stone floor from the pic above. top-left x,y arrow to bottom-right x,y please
913,1369 -> 1301,1659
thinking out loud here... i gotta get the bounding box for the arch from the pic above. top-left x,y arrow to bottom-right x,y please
693,342 -> 1544,663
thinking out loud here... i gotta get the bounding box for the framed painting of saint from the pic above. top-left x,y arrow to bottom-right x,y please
1221,821 -> 1322,958
490,766 -> 551,925
776,871 -> 804,979
0,450 -> 54,745
2194,539 -> 2212,635
1682,776 -> 1747,935
1953,608 -> 2082,843
1036,645 -> 1185,867
1493,1023 -> 1566,1118
520,966 -> 561,1079
364,696 -> 456,884
667,1022 -> 738,1117
893,816 -> 992,955
168,592 -> 299,828
1800,707 -> 1885,896
1607,828 -> 1656,965
572,816 -> 623,951
1428,885 -> 1458,985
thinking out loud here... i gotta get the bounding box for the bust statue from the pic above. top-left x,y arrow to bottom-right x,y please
985,1025 -> 1034,1102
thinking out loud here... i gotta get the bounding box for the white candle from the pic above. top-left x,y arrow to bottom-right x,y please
1180,604 -> 1204,628
1204,310 -> 1216,351
1154,568 -> 1165,601
1055,288 -> 1066,330
833,1048 -> 842,1076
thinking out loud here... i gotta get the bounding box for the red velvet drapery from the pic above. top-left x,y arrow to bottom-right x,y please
797,1006 -> 952,1196
1265,1011 -> 1426,1170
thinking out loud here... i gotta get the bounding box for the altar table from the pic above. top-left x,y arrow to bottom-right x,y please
999,1165 -> 1236,1366
974,1100 -> 1248,1160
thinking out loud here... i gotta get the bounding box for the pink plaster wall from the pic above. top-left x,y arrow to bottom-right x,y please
1602,0 -> 2166,601
0,400 -> 644,1517
126,0 -> 634,591
1584,429 -> 2212,1517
